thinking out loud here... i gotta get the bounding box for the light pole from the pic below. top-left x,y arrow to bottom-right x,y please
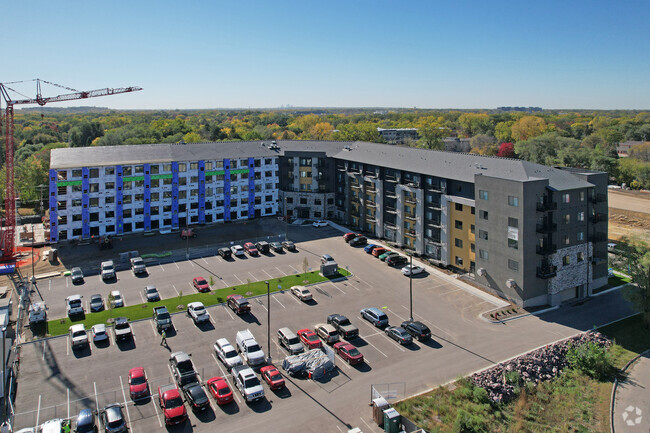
408,253 -> 413,321
265,281 -> 271,364
2,326 -> 6,421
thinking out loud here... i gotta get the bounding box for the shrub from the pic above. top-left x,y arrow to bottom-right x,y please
472,387 -> 489,404
566,341 -> 614,380
453,409 -> 487,433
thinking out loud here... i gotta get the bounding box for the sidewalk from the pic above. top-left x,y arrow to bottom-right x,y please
613,351 -> 650,432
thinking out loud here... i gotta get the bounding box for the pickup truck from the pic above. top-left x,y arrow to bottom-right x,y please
232,365 -> 265,403
114,317 -> 133,341
236,329 -> 266,366
153,306 -> 173,333
130,257 -> 147,275
169,351 -> 198,387
326,314 -> 359,339
158,384 -> 187,426
29,302 -> 47,324
66,295 -> 84,316
100,260 -> 116,281
227,294 -> 251,315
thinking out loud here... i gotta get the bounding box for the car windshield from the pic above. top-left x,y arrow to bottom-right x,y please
176,360 -> 194,374
115,321 -> 129,330
133,259 -> 143,265
193,306 -> 205,313
72,331 -> 85,338
114,294 -> 122,300
72,269 -> 82,275
287,337 -> 300,345
146,288 -> 157,294
196,279 -> 207,285
166,396 -> 182,408
269,372 -> 282,381
348,348 -> 360,357
95,329 -> 105,336
338,318 -> 350,326
244,377 -> 260,388
306,334 -> 319,342
130,375 -> 146,385
158,312 -> 170,320
69,299 -> 81,307
91,296 -> 101,303
217,386 -> 230,396
248,344 -> 261,352
103,264 -> 114,271
328,329 -> 337,336
224,349 -> 237,359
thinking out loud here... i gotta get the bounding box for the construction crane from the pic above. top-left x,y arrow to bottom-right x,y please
0,79 -> 142,259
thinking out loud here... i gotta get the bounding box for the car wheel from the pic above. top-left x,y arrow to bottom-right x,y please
347,357 -> 351,364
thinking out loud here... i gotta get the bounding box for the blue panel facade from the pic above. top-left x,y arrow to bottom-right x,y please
144,163 -> 151,232
248,157 -> 255,219
224,159 -> 231,221
172,162 -> 179,229
81,167 -> 90,240
198,160 -> 206,224
116,165 -> 124,235
48,169 -> 58,242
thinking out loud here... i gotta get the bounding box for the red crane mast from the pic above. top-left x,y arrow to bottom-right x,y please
0,79 -> 141,259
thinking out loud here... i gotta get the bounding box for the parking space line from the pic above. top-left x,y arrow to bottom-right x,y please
48,280 -> 51,291
275,266 -> 284,276
172,260 -> 179,269
159,263 -> 165,271
35,395 -> 41,428
289,265 -> 300,274
119,376 -> 132,429
262,269 -> 273,279
202,257 -> 209,266
139,292 -> 146,303
328,282 -> 346,295
287,292 -> 302,305
94,382 -> 99,412
222,305 -> 234,320
364,338 -> 388,358
233,274 -> 244,285
213,354 -> 241,404
42,341 -> 46,360
273,295 -> 285,309
188,260 -> 195,267
66,336 -> 70,356
386,308 -> 406,322
361,416 -> 379,432
258,302 -> 268,312
67,388 -> 70,419
385,336 -> 406,352
248,272 -> 258,282
171,284 -> 180,296
336,425 -> 344,432
151,386 -> 163,427
150,320 -> 158,337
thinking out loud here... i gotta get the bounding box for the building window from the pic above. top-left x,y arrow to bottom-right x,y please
479,190 -> 488,200
580,191 -> 585,202
563,235 -> 570,245
508,238 -> 518,249
479,230 -> 488,240
508,196 -> 519,207
300,198 -> 307,205
563,255 -> 570,266
479,250 -> 488,260
470,243 -> 475,252
564,214 -> 570,224
471,206 -> 475,215
577,252 -> 584,262
454,238 -> 463,248
577,211 -> 585,222
455,256 -> 463,266
454,220 -> 463,229
562,193 -> 570,203
470,224 -> 475,234
455,203 -> 463,211
508,217 -> 518,228
105,167 -> 115,176
508,259 -> 519,271
479,210 -> 488,220
577,231 -> 585,241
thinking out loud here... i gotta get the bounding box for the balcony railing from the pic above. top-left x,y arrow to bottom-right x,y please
385,191 -> 397,199
404,197 -> 417,204
404,213 -> 416,221
535,222 -> 557,233
536,201 -> 557,212
385,207 -> 397,214
385,176 -> 398,183
591,193 -> 607,203
536,244 -> 557,255
536,266 -> 557,279
351,183 -> 362,190
590,213 -> 607,223
405,229 -> 416,237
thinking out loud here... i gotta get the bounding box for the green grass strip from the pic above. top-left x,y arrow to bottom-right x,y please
40,268 -> 351,338
608,274 -> 631,287
141,252 -> 172,259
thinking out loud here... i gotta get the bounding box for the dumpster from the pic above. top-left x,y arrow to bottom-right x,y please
372,397 -> 390,427
49,248 -> 58,263
383,408 -> 401,433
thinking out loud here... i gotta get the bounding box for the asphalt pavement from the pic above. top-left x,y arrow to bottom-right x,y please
614,351 -> 650,433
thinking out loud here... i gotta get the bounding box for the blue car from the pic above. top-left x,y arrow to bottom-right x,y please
364,244 -> 378,254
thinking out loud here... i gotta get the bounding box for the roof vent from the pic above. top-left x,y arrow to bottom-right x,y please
343,145 -> 351,151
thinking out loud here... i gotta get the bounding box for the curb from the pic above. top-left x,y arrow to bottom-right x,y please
611,348 -> 650,433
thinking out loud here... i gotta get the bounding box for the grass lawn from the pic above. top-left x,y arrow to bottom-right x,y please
394,314 -> 649,433
41,268 -> 350,337
607,274 -> 632,287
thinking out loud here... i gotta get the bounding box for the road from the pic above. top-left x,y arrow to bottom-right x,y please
609,190 -> 650,214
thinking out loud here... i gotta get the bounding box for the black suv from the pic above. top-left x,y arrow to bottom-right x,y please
255,241 -> 270,254
401,320 -> 431,341
218,247 -> 232,259
349,236 -> 367,247
386,255 -> 407,267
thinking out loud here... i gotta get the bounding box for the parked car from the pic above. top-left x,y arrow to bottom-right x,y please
227,294 -> 251,314
187,302 -> 210,325
386,255 -> 408,267
70,267 -> 84,284
158,384 -> 187,426
349,236 -> 367,247
244,242 -> 259,256
312,220 -> 328,227
364,244 -> 378,253
218,247 -> 232,258
343,232 -> 362,242
100,403 -> 127,433
282,240 -> 296,251
360,307 -> 389,327
231,245 -> 245,256
333,342 -> 364,365
192,277 -> 210,293
379,251 -> 399,262
385,326 -> 413,345
113,317 -> 132,341
270,241 -> 283,252
182,382 -> 210,413
327,314 -> 359,339
260,365 -> 285,390
28,302 -> 47,325
255,241 -> 270,254
100,260 -> 116,281
371,247 -> 387,257
291,285 -> 312,301
143,285 -> 160,302
66,294 -> 84,316
91,324 -> 108,343
232,365 -> 265,403
110,291 -> 123,308
69,324 -> 88,349
214,338 -> 243,370
207,376 -> 233,405
169,351 -> 198,387
297,328 -> 322,349
74,408 -> 96,433
89,294 -> 104,312
315,323 -> 340,344
130,257 -> 147,275
277,327 -> 304,355
128,367 -> 149,400
320,254 -> 335,264
401,320 -> 431,341
153,306 -> 173,333
180,228 -> 197,239
402,265 -> 425,276
236,329 -> 265,367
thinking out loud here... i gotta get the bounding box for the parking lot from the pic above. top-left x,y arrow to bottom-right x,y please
13,223 -> 636,432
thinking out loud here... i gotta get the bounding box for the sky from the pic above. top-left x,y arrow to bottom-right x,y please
3,0 -> 649,110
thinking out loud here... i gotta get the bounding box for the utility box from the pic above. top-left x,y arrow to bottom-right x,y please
372,397 -> 390,427
383,408 -> 401,433
320,262 -> 339,277
49,248 -> 58,263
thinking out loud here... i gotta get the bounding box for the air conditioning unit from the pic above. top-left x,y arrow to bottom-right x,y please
477,268 -> 486,277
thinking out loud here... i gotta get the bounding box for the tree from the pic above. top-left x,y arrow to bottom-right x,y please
458,113 -> 493,137
469,134 -> 497,155
511,116 -> 546,142
614,237 -> 650,328
494,121 -> 514,143
69,121 -> 104,147
308,122 -> 334,140
497,142 -> 516,158
629,142 -> 650,162
182,132 -> 202,143
417,125 -> 446,150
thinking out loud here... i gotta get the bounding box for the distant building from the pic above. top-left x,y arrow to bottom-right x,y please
497,106 -> 542,112
443,137 -> 471,152
617,140 -> 645,158
377,128 -> 419,144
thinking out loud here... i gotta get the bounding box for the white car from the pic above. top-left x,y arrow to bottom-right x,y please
91,324 -> 109,342
315,323 -> 339,344
401,265 -> 425,276
291,285 -> 312,301
65,294 -> 84,316
214,338 -> 243,370
607,243 -> 617,252
110,290 -> 124,308
312,220 -> 328,227
69,324 -> 88,349
187,301 -> 210,325
231,245 -> 245,256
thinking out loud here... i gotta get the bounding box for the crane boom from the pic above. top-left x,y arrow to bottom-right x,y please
9,86 -> 143,106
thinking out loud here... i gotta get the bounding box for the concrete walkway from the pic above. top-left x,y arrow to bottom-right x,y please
614,351 -> 650,432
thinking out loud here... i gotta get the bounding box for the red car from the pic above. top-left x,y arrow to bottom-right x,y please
333,342 -> 364,365
243,242 -> 259,256
207,376 -> 234,405
158,384 -> 187,426
343,232 -> 362,243
192,277 -> 210,293
297,328 -> 322,349
372,247 -> 387,257
128,367 -> 149,400
260,365 -> 285,390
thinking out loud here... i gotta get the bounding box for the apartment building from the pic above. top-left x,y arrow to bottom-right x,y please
50,140 -> 608,307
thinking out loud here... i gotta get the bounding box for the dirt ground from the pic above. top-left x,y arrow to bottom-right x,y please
608,190 -> 650,241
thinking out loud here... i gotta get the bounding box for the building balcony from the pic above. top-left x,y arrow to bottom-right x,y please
404,198 -> 417,205
404,229 -> 417,237
404,213 -> 417,221
336,165 -> 347,172
403,181 -> 421,189
385,207 -> 397,214
385,191 -> 397,199
590,213 -> 607,223
351,184 -> 362,190
536,244 -> 557,255
535,222 -> 557,233
385,176 -> 398,183
590,232 -> 607,242
536,201 -> 557,212
366,201 -> 376,208
536,265 -> 557,279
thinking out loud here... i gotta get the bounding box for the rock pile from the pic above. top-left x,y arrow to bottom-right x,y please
471,331 -> 611,403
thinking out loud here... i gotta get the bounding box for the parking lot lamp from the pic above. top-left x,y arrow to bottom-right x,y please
2,326 -> 6,420
408,253 -> 413,321
265,281 -> 271,364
